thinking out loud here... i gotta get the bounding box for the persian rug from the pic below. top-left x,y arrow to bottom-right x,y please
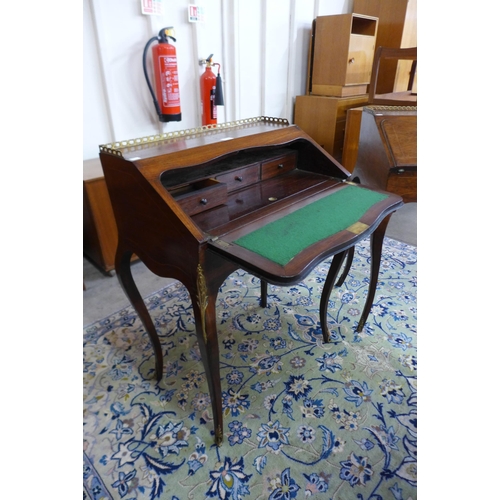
83,237 -> 417,500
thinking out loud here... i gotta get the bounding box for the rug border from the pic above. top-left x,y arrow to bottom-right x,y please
83,450 -> 114,500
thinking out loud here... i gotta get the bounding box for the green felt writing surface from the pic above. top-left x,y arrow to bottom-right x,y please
233,185 -> 387,265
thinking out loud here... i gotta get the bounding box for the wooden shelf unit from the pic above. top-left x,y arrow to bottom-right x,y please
310,13 -> 378,97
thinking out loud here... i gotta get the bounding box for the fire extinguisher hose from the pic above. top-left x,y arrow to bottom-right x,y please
143,36 -> 162,117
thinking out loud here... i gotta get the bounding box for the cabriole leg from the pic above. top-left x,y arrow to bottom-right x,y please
204,297 -> 224,445
356,215 -> 392,332
114,246 -> 164,381
320,251 -> 348,343
260,279 -> 268,307
191,263 -> 225,446
335,246 -> 355,287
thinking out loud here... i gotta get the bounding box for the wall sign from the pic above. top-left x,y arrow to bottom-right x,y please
188,5 -> 205,22
141,0 -> 163,16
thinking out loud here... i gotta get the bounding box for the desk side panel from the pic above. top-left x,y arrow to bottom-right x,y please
99,152 -> 203,281
351,112 -> 391,191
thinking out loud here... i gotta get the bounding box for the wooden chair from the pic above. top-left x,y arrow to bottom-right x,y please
368,46 -> 417,106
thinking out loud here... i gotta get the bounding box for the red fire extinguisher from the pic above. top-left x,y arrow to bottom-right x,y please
143,27 -> 181,122
200,54 -> 224,126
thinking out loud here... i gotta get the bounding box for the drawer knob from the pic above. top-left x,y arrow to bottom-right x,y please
200,198 -> 208,205
349,58 -> 355,64
278,164 -> 284,169
235,176 -> 243,182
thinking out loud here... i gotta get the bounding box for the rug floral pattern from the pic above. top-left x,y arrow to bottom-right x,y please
84,237 -> 417,500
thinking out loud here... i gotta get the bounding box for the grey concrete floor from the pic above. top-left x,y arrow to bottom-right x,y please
83,202 -> 416,327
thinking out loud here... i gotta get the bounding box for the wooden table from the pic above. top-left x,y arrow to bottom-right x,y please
99,117 -> 403,444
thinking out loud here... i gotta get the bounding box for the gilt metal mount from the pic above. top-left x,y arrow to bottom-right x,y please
99,116 -> 290,156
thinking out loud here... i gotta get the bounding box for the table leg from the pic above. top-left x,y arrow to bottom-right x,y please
190,287 -> 224,446
320,251 -> 348,343
115,245 -> 163,381
193,252 -> 240,445
335,246 -> 355,287
260,279 -> 268,307
356,214 -> 392,332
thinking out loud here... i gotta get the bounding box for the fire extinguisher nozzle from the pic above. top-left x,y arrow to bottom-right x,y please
215,74 -> 224,106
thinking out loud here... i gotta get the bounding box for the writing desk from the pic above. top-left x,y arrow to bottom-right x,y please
99,117 -> 403,444
352,106 -> 417,203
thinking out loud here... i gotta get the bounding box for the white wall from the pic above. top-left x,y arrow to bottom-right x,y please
83,0 -> 352,159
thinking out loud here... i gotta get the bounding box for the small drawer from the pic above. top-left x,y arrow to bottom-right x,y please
261,153 -> 296,180
216,164 -> 260,192
170,178 -> 227,216
192,203 -> 230,230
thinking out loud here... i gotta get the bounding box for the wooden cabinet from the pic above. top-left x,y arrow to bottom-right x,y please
294,94 -> 369,162
83,158 -> 137,273
353,0 -> 417,94
311,14 -> 378,97
297,12 -> 378,160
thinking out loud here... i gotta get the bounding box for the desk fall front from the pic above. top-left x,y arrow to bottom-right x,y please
99,117 -> 403,444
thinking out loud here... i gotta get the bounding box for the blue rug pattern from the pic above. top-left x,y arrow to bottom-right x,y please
84,237 -> 417,500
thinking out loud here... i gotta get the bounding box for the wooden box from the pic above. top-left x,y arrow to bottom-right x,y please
310,14 -> 378,97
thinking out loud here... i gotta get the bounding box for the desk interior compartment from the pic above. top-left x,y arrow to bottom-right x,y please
169,178 -> 228,216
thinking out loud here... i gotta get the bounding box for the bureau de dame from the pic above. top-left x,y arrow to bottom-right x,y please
99,117 -> 403,444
